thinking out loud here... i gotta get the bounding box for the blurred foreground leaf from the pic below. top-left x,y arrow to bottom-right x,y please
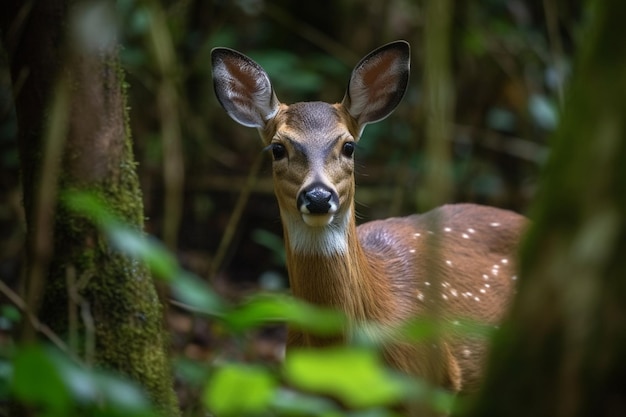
12,345 -> 71,413
283,347 -> 409,409
64,190 -> 225,315
270,388 -> 340,416
11,345 -> 154,416
226,293 -> 344,335
204,364 -> 276,416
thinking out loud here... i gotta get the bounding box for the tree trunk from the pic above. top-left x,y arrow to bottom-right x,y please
464,1 -> 626,416
1,1 -> 180,415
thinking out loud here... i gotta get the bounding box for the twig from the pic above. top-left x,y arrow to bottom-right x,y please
22,75 -> 70,342
208,152 -> 265,282
262,3 -> 359,65
543,0 -> 565,106
147,1 -> 185,250
66,266 -> 96,366
0,280 -> 80,364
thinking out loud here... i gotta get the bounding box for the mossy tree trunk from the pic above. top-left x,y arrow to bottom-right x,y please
464,1 -> 626,416
1,1 -> 180,415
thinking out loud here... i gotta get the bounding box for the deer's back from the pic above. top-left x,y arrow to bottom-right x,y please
357,203 -> 527,391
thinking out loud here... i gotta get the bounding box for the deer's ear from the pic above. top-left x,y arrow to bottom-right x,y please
341,41 -> 410,131
211,48 -> 281,128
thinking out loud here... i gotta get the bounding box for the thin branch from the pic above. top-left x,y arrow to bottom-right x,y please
0,280 -> 80,364
66,266 -> 96,366
146,0 -> 185,250
262,3 -> 359,65
22,75 -> 70,343
208,152 -> 265,282
543,0 -> 565,106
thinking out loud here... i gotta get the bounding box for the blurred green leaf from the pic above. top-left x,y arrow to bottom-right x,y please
94,371 -> 151,413
0,359 -> 10,401
486,107 -> 517,132
0,304 -> 21,332
107,224 -> 178,280
174,358 -> 210,388
529,94 -> 559,130
63,189 -> 115,225
11,346 -> 71,413
12,345 -> 155,416
283,347 -> 408,408
252,228 -> 286,265
64,190 -> 179,279
204,364 -> 276,416
270,388 -> 339,416
170,272 -> 225,316
226,293 -> 344,334
399,317 -> 495,343
463,29 -> 487,56
64,189 -> 227,317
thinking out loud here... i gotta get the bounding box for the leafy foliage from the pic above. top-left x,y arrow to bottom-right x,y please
0,191 -> 460,416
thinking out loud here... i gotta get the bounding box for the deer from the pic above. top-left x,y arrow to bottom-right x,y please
211,41 -> 527,402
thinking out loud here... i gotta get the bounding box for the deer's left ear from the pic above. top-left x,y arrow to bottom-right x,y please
341,41 -> 410,132
211,47 -> 281,129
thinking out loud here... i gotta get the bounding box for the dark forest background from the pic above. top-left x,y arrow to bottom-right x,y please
1,0 -> 577,289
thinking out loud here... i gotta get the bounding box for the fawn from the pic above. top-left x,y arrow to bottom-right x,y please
211,41 -> 526,396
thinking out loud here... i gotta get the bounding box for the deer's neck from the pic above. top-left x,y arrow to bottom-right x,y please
283,216 -> 395,323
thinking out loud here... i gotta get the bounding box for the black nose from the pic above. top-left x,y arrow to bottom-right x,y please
297,185 -> 337,214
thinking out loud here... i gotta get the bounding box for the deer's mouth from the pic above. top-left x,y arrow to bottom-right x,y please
302,213 -> 335,227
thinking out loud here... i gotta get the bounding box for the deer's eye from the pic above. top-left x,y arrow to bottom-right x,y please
342,141 -> 355,158
270,143 -> 287,161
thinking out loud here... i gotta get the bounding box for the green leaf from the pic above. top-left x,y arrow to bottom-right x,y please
283,347 -> 408,408
170,272 -> 225,316
252,229 -> 286,266
226,293 -> 344,334
0,359 -> 12,401
529,94 -> 558,130
62,189 -> 116,225
94,371 -> 150,412
63,190 -> 178,279
0,304 -> 21,323
397,317 -> 494,345
204,364 -> 276,416
107,223 -> 178,280
11,346 -> 71,413
271,388 -> 339,416
174,358 -> 210,388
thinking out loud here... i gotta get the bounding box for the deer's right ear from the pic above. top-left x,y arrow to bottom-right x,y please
211,48 -> 280,128
342,41 -> 410,133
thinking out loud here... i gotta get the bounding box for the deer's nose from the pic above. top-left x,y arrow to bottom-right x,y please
297,184 -> 338,215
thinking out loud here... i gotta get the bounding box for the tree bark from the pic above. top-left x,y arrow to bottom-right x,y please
464,1 -> 626,416
1,1 -> 180,415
